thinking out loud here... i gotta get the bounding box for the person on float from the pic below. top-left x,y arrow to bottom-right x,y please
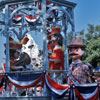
47,26 -> 61,69
48,26 -> 64,81
47,25 -> 53,60
67,37 -> 93,85
3,37 -> 23,96
4,37 -> 22,71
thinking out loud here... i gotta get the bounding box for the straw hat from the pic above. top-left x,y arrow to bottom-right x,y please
4,37 -> 22,50
68,37 -> 86,48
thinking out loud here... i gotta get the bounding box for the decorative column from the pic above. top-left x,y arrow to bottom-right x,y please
5,4 -> 10,72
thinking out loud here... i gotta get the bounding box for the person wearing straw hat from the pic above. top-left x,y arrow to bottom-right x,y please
67,37 -> 93,84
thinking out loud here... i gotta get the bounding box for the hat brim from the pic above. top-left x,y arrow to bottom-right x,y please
4,41 -> 22,50
48,33 -> 55,37
68,44 -> 86,48
48,32 -> 60,37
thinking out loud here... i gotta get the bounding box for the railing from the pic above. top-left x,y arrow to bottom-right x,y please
0,70 -> 68,98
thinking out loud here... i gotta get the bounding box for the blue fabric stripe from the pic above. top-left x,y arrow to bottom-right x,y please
76,86 -> 97,93
8,73 -> 42,81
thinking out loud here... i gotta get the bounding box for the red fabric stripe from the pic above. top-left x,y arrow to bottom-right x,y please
46,74 -> 70,90
0,75 -> 4,81
41,73 -> 45,88
38,2 -> 41,10
46,2 -> 52,5
25,16 -> 35,20
71,74 -> 80,84
0,75 -> 4,91
14,15 -> 21,18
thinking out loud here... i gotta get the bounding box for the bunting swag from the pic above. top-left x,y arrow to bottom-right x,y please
75,84 -> 99,100
25,14 -> 39,25
7,72 -> 44,89
13,15 -> 22,24
45,74 -> 70,99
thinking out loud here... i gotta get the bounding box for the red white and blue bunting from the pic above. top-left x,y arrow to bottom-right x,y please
12,15 -> 22,24
12,14 -> 40,25
45,74 -> 70,98
7,72 -> 44,89
75,84 -> 99,100
0,72 -> 99,99
25,14 -> 40,25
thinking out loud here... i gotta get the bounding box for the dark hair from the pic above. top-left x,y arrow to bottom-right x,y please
4,49 -> 17,58
53,34 -> 63,46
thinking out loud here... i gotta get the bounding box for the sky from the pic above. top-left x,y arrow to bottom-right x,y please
73,0 -> 100,32
0,0 -> 100,66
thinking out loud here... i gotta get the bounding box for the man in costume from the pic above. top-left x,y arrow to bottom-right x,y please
68,37 -> 93,84
47,26 -> 60,60
48,26 -> 64,82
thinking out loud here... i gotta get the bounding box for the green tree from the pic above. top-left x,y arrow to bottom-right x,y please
81,24 -> 100,67
85,24 -> 95,41
85,24 -> 100,41
84,38 -> 100,67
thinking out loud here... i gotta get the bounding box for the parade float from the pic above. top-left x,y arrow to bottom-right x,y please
0,0 -> 99,100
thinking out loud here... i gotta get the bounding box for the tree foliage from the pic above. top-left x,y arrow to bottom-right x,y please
84,38 -> 100,67
79,24 -> 100,67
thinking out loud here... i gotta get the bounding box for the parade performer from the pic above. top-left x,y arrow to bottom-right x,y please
48,26 -> 63,69
67,37 -> 98,100
48,26 -> 64,81
4,37 -> 22,71
50,34 -> 64,70
67,37 -> 93,84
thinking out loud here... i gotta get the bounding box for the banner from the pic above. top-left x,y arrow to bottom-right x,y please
45,74 -> 70,98
25,14 -> 39,25
13,15 -> 22,23
75,84 -> 99,100
8,72 -> 44,89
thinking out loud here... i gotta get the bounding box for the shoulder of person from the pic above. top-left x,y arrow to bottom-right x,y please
81,63 -> 89,70
82,62 -> 92,67
82,62 -> 93,72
